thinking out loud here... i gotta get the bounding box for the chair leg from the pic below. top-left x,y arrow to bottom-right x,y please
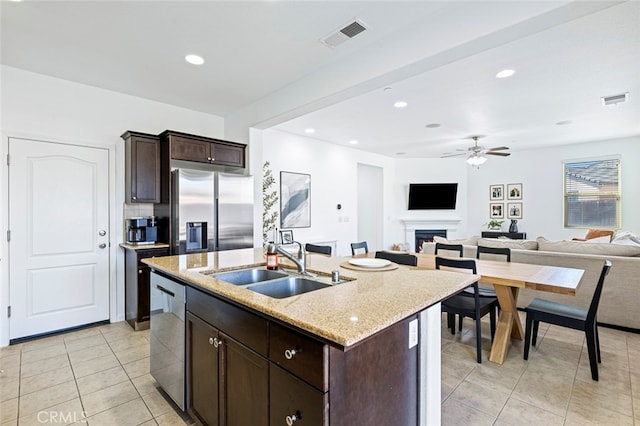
585,325 -> 599,381
524,313 -> 533,360
532,320 -> 539,347
475,313 -> 482,364
594,321 -> 601,363
489,307 -> 496,341
458,316 -> 464,332
447,313 -> 455,335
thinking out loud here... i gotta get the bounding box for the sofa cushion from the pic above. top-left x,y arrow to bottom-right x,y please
477,238 -> 538,250
433,235 -> 480,246
536,236 -> 640,257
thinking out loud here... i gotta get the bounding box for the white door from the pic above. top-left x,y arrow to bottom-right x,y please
9,138 -> 110,340
357,163 -> 383,251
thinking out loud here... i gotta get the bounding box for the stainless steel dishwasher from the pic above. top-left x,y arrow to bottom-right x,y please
150,272 -> 185,410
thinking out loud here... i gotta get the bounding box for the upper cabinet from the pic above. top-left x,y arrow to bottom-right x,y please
161,130 -> 246,168
122,131 -> 161,203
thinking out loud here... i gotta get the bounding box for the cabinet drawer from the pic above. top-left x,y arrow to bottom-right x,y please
270,364 -> 327,426
135,248 -> 169,268
187,286 -> 268,357
269,323 -> 327,391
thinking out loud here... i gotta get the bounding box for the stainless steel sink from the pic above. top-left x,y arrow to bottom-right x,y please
247,277 -> 331,299
211,268 -> 288,286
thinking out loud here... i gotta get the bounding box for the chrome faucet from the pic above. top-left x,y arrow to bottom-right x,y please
269,242 -> 308,275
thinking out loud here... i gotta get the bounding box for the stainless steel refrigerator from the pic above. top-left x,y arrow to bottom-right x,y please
170,169 -> 253,254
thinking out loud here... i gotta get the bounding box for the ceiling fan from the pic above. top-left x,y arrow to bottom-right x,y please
441,136 -> 510,166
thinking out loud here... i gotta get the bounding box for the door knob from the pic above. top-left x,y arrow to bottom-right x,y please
99,230 -> 106,236
99,243 -> 107,249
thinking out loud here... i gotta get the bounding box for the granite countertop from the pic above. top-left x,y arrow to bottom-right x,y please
120,243 -> 171,250
143,247 -> 478,349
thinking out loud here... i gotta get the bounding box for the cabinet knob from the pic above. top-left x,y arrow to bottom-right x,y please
210,157 -> 215,162
213,337 -> 222,348
138,270 -> 142,274
132,196 -> 137,200
207,157 -> 212,161
209,337 -> 214,345
284,349 -> 297,360
285,414 -> 298,425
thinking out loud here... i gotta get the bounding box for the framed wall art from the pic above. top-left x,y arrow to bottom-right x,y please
490,184 -> 504,201
280,171 -> 311,228
507,202 -> 523,219
280,229 -> 294,244
507,183 -> 523,200
490,203 -> 504,219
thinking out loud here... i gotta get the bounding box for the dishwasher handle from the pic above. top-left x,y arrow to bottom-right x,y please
156,285 -> 175,298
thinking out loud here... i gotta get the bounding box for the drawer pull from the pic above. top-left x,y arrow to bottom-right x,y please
284,349 -> 297,360
285,414 -> 298,425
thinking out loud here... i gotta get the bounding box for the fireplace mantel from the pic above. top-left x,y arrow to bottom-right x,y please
400,217 -> 462,245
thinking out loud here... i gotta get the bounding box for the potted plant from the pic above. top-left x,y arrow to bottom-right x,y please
486,219 -> 504,231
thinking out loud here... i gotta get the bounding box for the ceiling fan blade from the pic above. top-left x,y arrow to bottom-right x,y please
485,152 -> 511,157
440,152 -> 466,158
487,146 -> 509,151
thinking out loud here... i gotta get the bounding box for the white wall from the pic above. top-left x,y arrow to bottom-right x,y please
0,66 -> 224,345
465,136 -> 640,241
261,129 -> 395,255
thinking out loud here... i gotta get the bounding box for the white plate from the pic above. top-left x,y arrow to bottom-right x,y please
348,258 -> 391,268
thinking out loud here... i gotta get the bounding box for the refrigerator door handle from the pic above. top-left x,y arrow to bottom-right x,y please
214,197 -> 219,251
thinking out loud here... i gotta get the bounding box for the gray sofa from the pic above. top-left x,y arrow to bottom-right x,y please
422,236 -> 640,331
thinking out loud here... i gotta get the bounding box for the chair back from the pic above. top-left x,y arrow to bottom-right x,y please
351,241 -> 369,256
434,243 -> 463,257
586,260 -> 612,324
476,245 -> 511,262
375,251 -> 418,266
435,256 -> 477,274
305,243 -> 332,256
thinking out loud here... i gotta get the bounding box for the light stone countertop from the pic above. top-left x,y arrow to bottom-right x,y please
120,243 -> 171,251
143,247 -> 479,349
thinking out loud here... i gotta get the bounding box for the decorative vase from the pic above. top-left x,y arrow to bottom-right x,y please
509,220 -> 518,233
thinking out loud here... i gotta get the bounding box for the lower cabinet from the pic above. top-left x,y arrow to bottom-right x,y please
185,286 -> 418,425
186,312 -> 268,426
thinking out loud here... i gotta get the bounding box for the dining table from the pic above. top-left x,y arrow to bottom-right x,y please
413,253 -> 585,364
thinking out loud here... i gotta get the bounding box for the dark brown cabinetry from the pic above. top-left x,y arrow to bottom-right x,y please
123,247 -> 169,330
122,131 -> 161,203
186,287 -> 268,426
185,285 -> 418,425
162,130 -> 246,168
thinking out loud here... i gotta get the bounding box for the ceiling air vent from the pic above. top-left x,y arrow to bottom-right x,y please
601,92 -> 628,106
320,18 -> 368,48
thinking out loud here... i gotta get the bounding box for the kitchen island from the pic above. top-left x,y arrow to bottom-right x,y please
144,248 -> 478,425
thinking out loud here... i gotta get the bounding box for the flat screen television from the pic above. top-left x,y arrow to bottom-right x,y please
408,183 -> 458,210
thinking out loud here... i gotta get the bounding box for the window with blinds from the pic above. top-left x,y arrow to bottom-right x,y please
563,158 -> 621,228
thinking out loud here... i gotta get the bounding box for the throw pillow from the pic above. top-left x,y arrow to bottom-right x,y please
585,235 -> 612,244
584,229 -> 614,242
611,231 -> 640,247
477,238 -> 538,250
433,235 -> 480,246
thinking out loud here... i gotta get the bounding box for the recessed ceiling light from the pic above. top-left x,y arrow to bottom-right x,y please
349,140 -> 359,145
425,123 -> 441,128
394,101 -> 408,108
496,69 -> 515,79
383,87 -> 393,91
185,54 -> 205,65
305,128 -> 315,134
395,152 -> 406,156
556,120 -> 572,126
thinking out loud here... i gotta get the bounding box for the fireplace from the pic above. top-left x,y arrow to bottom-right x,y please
415,229 -> 447,252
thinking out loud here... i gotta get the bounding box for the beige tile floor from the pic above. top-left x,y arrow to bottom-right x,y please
0,315 -> 638,425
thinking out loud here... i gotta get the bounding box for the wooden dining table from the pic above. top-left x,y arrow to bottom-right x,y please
414,253 -> 585,364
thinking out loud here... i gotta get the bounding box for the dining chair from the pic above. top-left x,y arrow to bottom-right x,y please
305,243 -> 332,256
436,256 -> 498,363
434,243 -> 463,257
374,251 -> 417,266
350,241 -> 369,256
523,260 -> 612,381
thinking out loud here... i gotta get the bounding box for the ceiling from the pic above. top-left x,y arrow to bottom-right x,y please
2,1 -> 639,159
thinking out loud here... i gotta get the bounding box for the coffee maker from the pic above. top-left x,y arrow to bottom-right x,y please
126,217 -> 158,245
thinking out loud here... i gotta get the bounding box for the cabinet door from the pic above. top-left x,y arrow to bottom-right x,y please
170,136 -> 211,163
125,134 -> 160,203
186,312 -> 220,426
222,334 -> 268,426
211,143 -> 245,168
270,364 -> 326,426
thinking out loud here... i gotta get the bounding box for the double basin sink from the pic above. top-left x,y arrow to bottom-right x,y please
207,267 -> 334,299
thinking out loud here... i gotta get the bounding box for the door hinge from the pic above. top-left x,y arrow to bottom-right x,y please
7,306 -> 11,318
6,230 -> 10,242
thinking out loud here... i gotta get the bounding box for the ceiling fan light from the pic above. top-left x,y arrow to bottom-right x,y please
466,153 -> 487,166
